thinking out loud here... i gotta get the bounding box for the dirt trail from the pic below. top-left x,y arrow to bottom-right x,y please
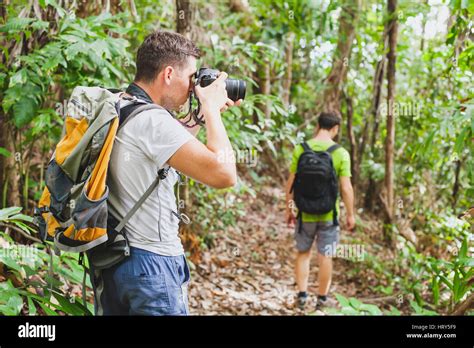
187,186 -> 377,315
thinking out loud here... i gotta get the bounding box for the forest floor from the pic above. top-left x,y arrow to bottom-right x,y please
187,185 -> 402,315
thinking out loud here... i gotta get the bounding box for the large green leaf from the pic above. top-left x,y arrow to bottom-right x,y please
0,281 -> 24,315
359,303 -> 383,315
0,17 -> 34,33
0,207 -> 22,220
51,290 -> 91,316
432,277 -> 440,306
0,147 -> 12,158
349,297 -> 363,310
27,296 -> 37,316
334,293 -> 350,308
13,95 -> 40,127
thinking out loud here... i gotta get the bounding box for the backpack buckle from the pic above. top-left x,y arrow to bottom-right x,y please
158,168 -> 168,180
172,211 -> 191,225
179,213 -> 191,225
34,206 -> 49,216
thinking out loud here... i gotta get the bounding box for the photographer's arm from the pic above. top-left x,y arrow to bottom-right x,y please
185,97 -> 241,138
185,124 -> 201,137
167,109 -> 236,188
168,72 -> 237,189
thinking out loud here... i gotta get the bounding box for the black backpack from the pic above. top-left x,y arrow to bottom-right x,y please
291,142 -> 341,228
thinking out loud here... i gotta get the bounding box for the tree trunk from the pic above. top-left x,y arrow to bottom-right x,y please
251,56 -> 272,121
282,32 -> 295,108
322,0 -> 360,115
344,92 -> 358,194
0,2 -> 26,208
358,53 -> 386,170
261,60 -> 271,119
176,0 -> 198,211
229,0 -> 250,13
0,1 -> 6,207
1,1 -> 66,209
228,0 -> 284,181
5,127 -> 20,207
0,117 -> 5,206
450,292 -> 474,316
229,0 -> 253,27
420,0 -> 428,51
255,57 -> 284,181
384,0 -> 398,240
227,0 -> 262,125
452,158 -> 461,209
363,48 -> 387,211
176,0 -> 196,41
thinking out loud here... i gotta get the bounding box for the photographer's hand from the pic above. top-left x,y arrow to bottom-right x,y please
195,72 -> 229,115
220,98 -> 242,113
169,71 -> 239,189
194,71 -> 239,171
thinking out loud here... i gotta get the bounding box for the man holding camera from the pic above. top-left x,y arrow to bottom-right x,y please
285,112 -> 355,311
94,30 -> 241,315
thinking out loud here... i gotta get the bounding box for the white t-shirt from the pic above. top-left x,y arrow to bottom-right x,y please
107,100 -> 193,256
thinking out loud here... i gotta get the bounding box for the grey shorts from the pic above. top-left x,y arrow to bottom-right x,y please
294,220 -> 340,256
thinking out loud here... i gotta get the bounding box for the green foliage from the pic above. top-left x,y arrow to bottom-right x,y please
0,206 -> 35,235
0,206 -> 93,315
348,212 -> 472,315
360,159 -> 385,181
188,178 -> 256,248
0,231 -> 93,316
408,300 -> 438,316
324,293 -> 386,315
1,9 -> 134,129
0,0 -> 472,316
0,280 -> 26,315
427,236 -> 473,308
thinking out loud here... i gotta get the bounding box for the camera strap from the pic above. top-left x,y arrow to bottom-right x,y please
125,82 -> 153,104
126,81 -> 204,128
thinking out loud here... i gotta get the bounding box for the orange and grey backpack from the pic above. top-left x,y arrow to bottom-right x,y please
34,86 -> 164,270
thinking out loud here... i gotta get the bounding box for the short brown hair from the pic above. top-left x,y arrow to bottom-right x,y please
318,111 -> 341,130
135,30 -> 201,83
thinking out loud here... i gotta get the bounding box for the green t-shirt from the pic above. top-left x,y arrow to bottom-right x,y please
290,139 -> 351,223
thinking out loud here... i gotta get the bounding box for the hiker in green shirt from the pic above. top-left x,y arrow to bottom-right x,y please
285,111 -> 355,311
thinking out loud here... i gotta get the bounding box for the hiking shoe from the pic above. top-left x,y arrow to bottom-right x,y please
296,295 -> 307,310
316,295 -> 336,310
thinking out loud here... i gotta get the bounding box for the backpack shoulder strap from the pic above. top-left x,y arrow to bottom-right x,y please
114,173 -> 162,233
326,144 -> 341,153
118,103 -> 163,131
113,102 -> 167,233
301,142 -> 312,152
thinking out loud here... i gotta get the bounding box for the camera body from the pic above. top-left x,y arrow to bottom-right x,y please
195,68 -> 246,102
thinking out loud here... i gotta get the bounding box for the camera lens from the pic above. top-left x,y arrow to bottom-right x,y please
196,68 -> 246,101
225,79 -> 246,102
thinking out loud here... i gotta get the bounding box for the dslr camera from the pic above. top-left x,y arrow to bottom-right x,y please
195,68 -> 246,102
180,68 -> 246,127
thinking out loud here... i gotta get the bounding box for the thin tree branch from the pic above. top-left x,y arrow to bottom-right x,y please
451,292 -> 474,316
0,222 -> 42,244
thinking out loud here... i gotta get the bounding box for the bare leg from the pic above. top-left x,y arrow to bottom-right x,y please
295,249 -> 312,292
317,252 -> 333,296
